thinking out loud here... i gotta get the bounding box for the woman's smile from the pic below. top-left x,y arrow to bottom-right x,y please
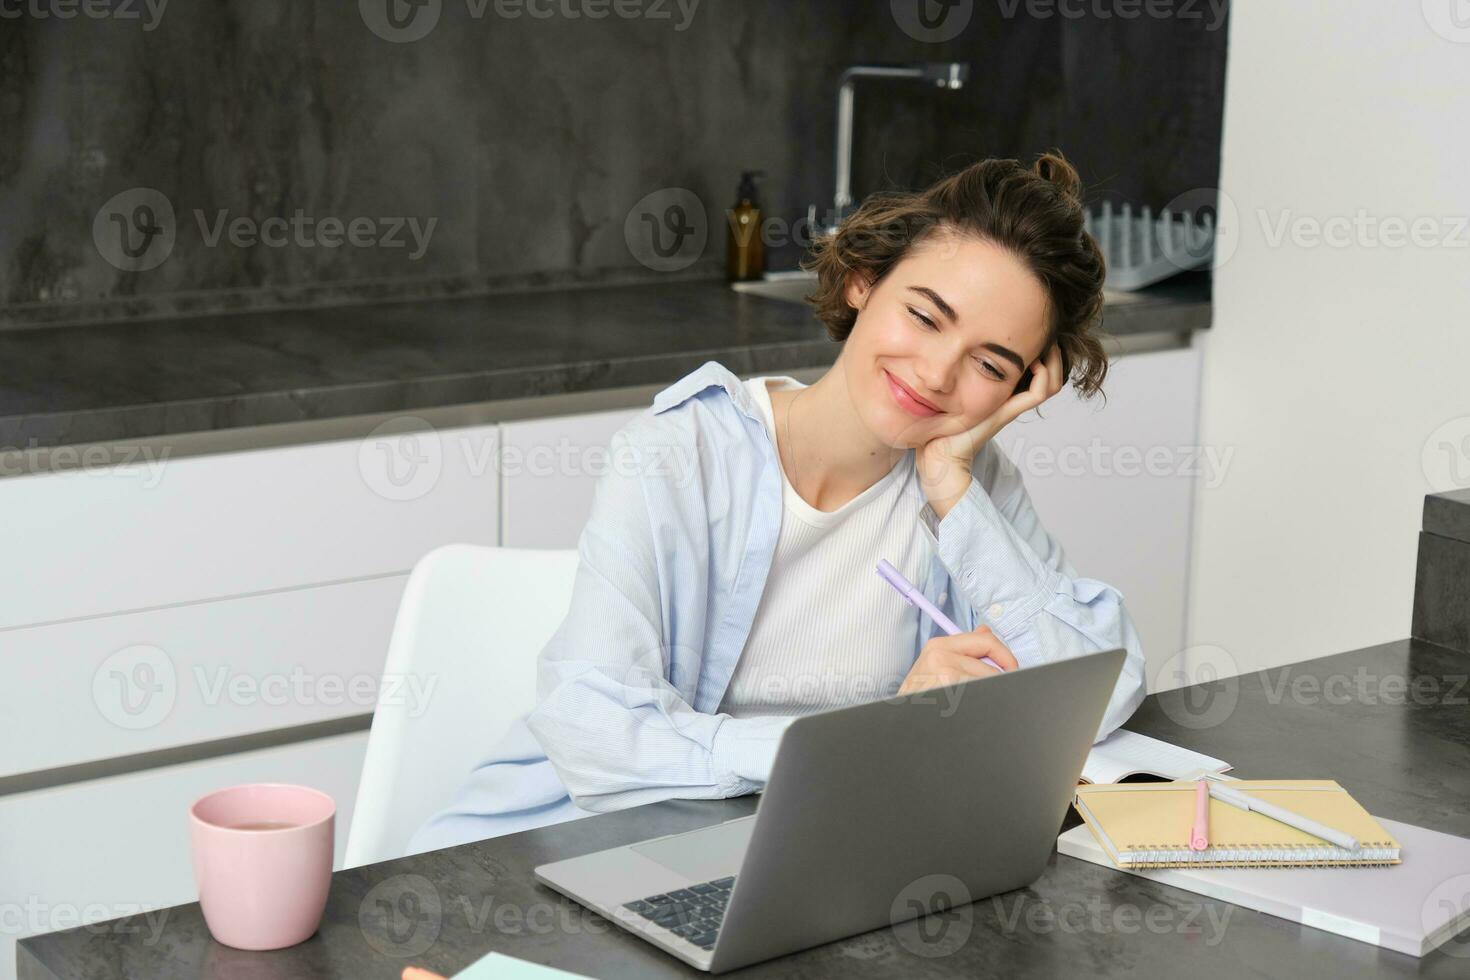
884,368 -> 943,418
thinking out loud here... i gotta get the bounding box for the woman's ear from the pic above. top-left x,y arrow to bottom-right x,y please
843,270 -> 874,312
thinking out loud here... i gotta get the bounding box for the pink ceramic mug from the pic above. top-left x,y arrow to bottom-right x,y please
188,782 -> 336,950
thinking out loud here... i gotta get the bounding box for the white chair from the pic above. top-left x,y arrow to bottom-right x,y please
344,543 -> 579,869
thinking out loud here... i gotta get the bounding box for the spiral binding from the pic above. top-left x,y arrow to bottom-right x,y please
1120,842 -> 1400,868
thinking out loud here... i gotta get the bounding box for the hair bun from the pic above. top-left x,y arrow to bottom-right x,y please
1034,150 -> 1082,205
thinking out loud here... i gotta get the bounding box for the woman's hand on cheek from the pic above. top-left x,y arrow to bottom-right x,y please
915,342 -> 1065,518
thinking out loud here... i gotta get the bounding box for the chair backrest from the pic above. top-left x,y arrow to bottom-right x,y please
344,543 -> 579,868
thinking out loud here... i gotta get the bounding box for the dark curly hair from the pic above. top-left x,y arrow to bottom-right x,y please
800,149 -> 1110,401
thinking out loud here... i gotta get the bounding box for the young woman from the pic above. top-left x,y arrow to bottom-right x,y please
407,151 -> 1147,853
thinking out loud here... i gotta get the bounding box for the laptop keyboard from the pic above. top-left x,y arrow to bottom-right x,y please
621,875 -> 735,951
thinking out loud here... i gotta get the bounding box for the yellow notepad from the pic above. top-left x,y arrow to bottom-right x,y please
1072,779 -> 1403,869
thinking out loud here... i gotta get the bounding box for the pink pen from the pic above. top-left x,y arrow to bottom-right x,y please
876,558 -> 1006,673
1190,779 -> 1210,851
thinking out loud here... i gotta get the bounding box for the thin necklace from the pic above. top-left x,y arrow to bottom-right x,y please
781,383 -> 803,492
780,383 -> 906,503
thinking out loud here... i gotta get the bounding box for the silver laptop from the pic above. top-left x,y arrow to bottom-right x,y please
534,646 -> 1126,973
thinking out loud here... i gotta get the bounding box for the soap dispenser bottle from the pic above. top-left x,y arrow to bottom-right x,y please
726,169 -> 766,282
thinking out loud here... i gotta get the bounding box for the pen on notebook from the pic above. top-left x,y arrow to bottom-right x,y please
1206,782 -> 1360,851
875,559 -> 1006,673
1190,779 -> 1210,850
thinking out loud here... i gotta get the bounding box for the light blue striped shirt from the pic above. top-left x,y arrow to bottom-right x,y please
408,359 -> 1147,853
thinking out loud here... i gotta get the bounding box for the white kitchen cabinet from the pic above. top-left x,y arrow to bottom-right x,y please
0,421 -> 500,779
1,574 -> 406,780
992,343 -> 1204,686
1,731 -> 368,980
0,422 -> 499,631
499,407 -> 645,548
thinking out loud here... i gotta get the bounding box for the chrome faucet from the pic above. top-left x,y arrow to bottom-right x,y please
807,62 -> 970,240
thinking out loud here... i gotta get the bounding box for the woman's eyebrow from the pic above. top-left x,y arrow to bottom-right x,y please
908,285 -> 1027,371
908,285 -> 958,322
978,342 -> 1027,372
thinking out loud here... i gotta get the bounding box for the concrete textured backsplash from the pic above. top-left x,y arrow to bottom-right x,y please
0,0 -> 1227,326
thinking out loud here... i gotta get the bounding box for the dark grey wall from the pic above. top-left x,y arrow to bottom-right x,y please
0,0 -> 1228,327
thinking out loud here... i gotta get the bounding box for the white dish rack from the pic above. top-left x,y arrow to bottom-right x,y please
1085,200 -> 1216,291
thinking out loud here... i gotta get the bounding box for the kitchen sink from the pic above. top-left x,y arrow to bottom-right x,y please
731,270 -> 1144,307
729,271 -> 822,305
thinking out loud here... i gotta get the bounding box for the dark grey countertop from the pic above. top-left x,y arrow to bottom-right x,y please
18,634 -> 1469,980
0,272 -> 1210,453
1425,488 -> 1470,544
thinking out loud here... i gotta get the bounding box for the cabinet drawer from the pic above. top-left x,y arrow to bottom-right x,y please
1,575 -> 406,780
2,731 -> 368,980
0,423 -> 498,630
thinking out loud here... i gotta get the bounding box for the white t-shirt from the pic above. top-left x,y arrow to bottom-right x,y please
717,376 -> 934,719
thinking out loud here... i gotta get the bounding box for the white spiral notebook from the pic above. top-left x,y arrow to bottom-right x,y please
1058,814 -> 1470,957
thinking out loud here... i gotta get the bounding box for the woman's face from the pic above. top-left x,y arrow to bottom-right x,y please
839,230 -> 1053,449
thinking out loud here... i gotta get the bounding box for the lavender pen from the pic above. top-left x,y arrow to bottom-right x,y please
876,558 -> 1006,673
